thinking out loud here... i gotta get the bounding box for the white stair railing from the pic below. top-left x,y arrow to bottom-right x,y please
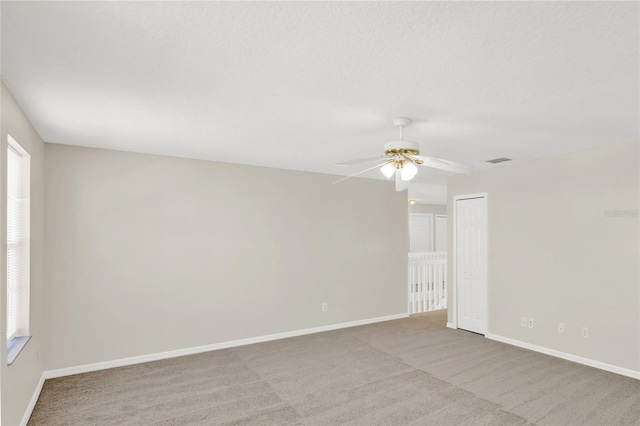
408,252 -> 447,314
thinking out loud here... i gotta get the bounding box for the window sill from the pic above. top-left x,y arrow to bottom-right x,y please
7,335 -> 31,365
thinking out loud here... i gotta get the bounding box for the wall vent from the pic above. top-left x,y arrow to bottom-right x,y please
486,157 -> 512,164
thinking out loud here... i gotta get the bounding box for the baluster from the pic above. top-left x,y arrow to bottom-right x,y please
410,263 -> 415,314
408,253 -> 449,314
432,264 -> 436,310
433,265 -> 442,309
443,264 -> 447,308
418,262 -> 424,312
432,264 -> 436,311
428,263 -> 432,311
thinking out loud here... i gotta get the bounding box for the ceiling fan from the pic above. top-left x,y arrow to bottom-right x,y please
334,117 -> 474,191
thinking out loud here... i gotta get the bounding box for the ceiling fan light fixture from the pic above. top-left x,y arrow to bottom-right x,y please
334,116 -> 474,190
380,162 -> 396,179
400,161 -> 418,181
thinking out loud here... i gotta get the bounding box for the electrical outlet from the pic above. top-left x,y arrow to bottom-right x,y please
581,327 -> 589,338
521,317 -> 527,327
528,318 -> 534,329
322,303 -> 328,312
558,323 -> 565,334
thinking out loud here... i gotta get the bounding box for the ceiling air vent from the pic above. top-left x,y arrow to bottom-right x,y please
486,157 -> 512,164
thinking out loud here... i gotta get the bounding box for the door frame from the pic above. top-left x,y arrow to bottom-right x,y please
434,214 -> 447,252
451,192 -> 488,332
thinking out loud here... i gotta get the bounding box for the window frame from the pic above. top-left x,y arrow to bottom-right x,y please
6,134 -> 31,364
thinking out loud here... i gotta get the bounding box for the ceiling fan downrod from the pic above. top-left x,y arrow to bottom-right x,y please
392,117 -> 413,138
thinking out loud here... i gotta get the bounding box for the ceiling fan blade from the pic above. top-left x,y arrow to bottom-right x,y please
333,161 -> 391,184
416,155 -> 473,174
335,156 -> 386,166
395,171 -> 409,192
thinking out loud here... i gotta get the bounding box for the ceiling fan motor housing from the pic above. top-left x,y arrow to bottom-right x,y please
384,140 -> 420,157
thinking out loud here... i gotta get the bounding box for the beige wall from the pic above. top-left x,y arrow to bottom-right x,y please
44,144 -> 408,370
447,141 -> 639,372
409,203 -> 447,216
1,82 -> 47,425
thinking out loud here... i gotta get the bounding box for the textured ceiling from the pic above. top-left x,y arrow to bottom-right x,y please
1,1 -> 638,201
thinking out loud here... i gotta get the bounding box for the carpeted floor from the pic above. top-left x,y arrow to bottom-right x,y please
29,310 -> 640,425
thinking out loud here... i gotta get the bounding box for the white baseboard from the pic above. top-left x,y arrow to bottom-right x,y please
20,315 -> 635,425
446,322 -> 456,329
485,333 -> 640,380
20,374 -> 46,426
43,312 -> 409,380
19,313 -> 407,424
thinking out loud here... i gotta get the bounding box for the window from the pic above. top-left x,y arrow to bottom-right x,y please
7,135 -> 30,363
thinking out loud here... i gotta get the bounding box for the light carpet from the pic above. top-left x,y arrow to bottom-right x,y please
29,311 -> 640,425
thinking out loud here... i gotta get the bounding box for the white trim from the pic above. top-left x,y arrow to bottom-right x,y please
42,313 -> 408,380
434,214 -> 448,252
19,313 -> 407,424
452,192 -> 488,333
20,374 -> 46,426
486,333 -> 640,380
451,198 -> 457,328
20,314 -> 635,425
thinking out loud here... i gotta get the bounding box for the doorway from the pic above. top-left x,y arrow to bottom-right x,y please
454,194 -> 487,335
435,215 -> 447,252
409,213 -> 434,252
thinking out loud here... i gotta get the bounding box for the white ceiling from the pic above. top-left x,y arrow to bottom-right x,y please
2,1 -> 638,202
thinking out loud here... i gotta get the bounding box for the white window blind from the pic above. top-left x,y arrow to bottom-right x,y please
7,138 -> 30,342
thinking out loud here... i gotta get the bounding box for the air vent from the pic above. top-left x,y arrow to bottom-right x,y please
486,157 -> 512,164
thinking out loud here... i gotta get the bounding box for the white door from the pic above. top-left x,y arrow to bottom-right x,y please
456,196 -> 487,334
409,213 -> 433,252
435,215 -> 447,252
